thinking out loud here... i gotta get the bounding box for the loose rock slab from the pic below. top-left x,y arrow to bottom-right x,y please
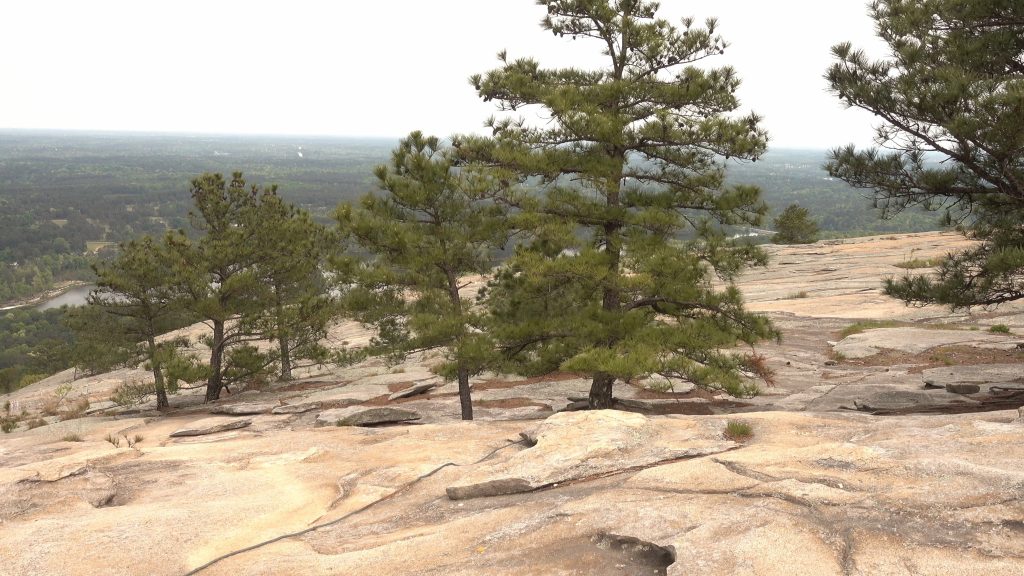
271,401 -> 322,415
314,406 -> 421,427
211,402 -> 276,416
169,417 -> 252,437
388,381 -> 439,401
445,410 -> 735,500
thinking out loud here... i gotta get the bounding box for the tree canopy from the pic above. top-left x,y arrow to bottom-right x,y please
827,0 -> 1024,307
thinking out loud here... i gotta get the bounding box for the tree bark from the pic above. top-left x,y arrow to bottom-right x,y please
148,336 -> 169,410
205,319 -> 225,402
589,372 -> 615,409
457,366 -> 473,421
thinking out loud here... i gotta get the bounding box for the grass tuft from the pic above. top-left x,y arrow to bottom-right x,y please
724,420 -> 753,442
62,433 -> 84,442
893,256 -> 945,269
989,324 -> 1011,334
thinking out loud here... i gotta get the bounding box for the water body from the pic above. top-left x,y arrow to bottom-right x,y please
37,284 -> 96,310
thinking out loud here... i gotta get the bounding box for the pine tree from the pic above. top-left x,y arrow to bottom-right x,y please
827,0 -> 1024,307
247,191 -> 335,381
465,0 -> 778,408
773,204 -> 820,245
74,235 -> 191,409
172,173 -> 276,402
336,132 -> 509,420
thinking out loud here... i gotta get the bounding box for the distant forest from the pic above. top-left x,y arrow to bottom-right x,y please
0,131 -> 942,304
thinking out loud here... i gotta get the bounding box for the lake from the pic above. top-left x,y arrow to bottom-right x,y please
37,284 -> 96,310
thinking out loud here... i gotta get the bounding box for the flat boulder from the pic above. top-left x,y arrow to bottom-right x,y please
834,327 -> 1012,359
852,390 -> 976,412
210,402 -> 276,416
169,417 -> 251,437
314,406 -> 421,427
271,401 -> 322,415
446,410 -> 735,500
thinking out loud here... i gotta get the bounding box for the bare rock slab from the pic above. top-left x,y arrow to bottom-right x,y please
314,406 -> 421,427
446,410 -> 735,500
271,401 -> 322,415
169,417 -> 252,437
211,402 -> 276,416
388,381 -> 439,401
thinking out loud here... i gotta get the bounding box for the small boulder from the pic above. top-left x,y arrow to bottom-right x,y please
271,401 -> 322,415
946,383 -> 981,395
388,381 -> 439,401
314,406 -> 420,427
210,402 -> 276,416
169,417 -> 251,437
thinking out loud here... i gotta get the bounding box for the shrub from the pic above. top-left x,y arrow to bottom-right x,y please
104,433 -> 121,447
773,204 -> 820,245
741,353 -> 776,387
62,433 -> 84,442
1,416 -> 17,433
110,379 -> 156,407
989,324 -> 1011,334
25,418 -> 47,430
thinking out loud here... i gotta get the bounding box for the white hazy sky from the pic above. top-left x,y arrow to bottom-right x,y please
0,1 -> 887,149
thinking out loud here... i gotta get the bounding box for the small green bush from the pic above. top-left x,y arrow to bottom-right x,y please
989,324 -> 1011,334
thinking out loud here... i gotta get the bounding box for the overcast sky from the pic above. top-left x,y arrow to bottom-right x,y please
0,1 -> 888,149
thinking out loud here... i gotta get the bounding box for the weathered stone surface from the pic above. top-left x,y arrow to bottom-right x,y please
387,381 -> 439,401
946,383 -> 981,395
169,417 -> 251,437
852,390 -> 975,412
921,364 -> 1023,388
834,327 -> 1013,359
314,406 -> 421,427
445,411 -> 736,500
3,233 -> 1024,576
210,402 -> 276,416
271,401 -> 321,415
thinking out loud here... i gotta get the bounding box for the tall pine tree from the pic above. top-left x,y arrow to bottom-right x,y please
337,132 -> 509,420
172,173 -> 275,401
466,0 -> 778,408
827,0 -> 1024,307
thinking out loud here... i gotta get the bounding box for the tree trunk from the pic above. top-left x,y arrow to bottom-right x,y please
148,336 -> 169,410
205,319 -> 225,402
279,334 -> 292,381
275,290 -> 293,381
457,366 -> 473,421
588,372 -> 615,409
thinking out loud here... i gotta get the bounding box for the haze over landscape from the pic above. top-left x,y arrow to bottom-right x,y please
1,0 -> 884,148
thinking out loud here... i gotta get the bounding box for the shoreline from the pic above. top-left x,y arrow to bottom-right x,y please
0,280 -> 93,312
